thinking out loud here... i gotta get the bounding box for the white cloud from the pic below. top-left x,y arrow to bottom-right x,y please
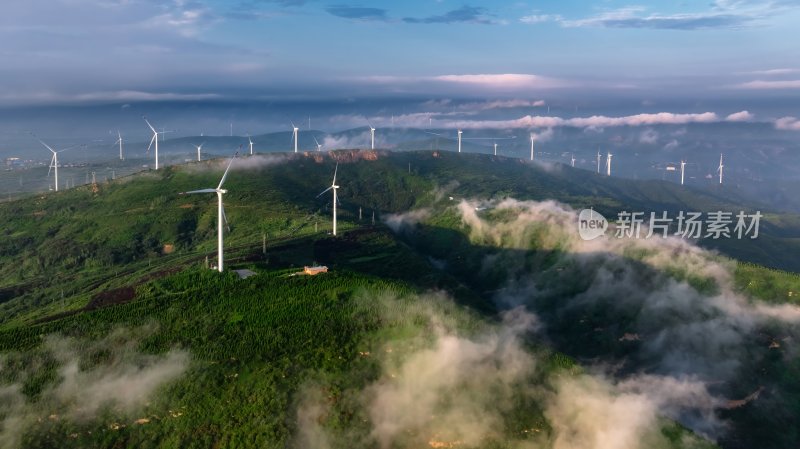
519,13 -> 562,24
434,73 -> 570,89
734,79 -> 800,89
775,116 -> 800,131
725,110 -> 754,121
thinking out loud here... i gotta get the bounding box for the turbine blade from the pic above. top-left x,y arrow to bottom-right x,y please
316,186 -> 333,198
32,134 -> 57,154
146,134 -> 155,155
217,149 -> 239,190
143,116 -> 157,134
180,188 -> 217,195
332,162 -> 338,185
47,154 -> 55,176
221,203 -> 230,232
314,136 -> 320,146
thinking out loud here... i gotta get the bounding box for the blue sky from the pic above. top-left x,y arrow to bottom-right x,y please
2,0 -> 800,105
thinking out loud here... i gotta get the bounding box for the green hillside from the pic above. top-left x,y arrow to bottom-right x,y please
2,150 -> 799,449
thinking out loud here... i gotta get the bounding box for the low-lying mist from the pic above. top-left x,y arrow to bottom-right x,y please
0,325 -> 188,448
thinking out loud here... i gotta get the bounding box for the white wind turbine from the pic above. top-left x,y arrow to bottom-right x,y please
34,136 -> 72,192
248,135 -> 254,155
114,130 -> 124,160
314,136 -> 323,152
291,122 -> 300,153
317,163 -> 340,236
596,150 -> 601,174
368,122 -> 376,150
494,142 -> 498,156
606,152 -> 613,177
458,129 -> 463,153
530,134 -> 535,161
680,160 -> 687,186
193,142 -> 205,162
717,153 -> 724,185
180,151 -> 238,273
143,116 -> 167,170
571,153 -> 576,167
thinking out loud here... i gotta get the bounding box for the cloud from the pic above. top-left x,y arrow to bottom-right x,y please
383,209 -> 432,233
725,110 -> 754,121
775,116 -> 800,131
0,325 -> 188,448
292,292 -> 719,449
639,128 -> 659,144
745,68 -> 800,76
403,6 -> 497,25
520,13 -> 563,24
325,5 -> 388,21
0,90 -> 221,105
433,73 -> 571,89
734,79 -> 800,89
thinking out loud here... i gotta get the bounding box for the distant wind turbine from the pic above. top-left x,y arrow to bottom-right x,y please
180,151 -> 238,272
458,129 -> 463,153
193,142 -> 205,162
248,135 -> 254,156
571,153 -> 576,167
530,135 -> 535,161
114,131 -> 124,160
596,150 -> 601,174
494,142 -> 498,156
143,116 -> 168,170
606,152 -> 613,177
717,153 -> 724,185
291,122 -> 299,153
680,160 -> 686,186
368,122 -> 376,150
33,135 -> 72,192
317,163 -> 340,236
314,136 -> 323,152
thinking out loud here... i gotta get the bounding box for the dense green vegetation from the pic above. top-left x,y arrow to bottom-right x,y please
2,150 -> 799,448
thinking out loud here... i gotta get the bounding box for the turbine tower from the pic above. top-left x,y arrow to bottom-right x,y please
530,135 -> 535,161
494,142 -> 498,156
717,153 -> 724,185
143,116 -> 166,170
458,129 -> 463,153
596,150 -> 601,174
194,142 -> 205,162
115,131 -> 124,160
606,152 -> 613,177
291,122 -> 300,153
368,122 -> 376,150
317,163 -> 340,236
248,135 -> 254,155
180,151 -> 238,272
680,160 -> 686,186
35,137 -> 70,192
571,153 -> 576,167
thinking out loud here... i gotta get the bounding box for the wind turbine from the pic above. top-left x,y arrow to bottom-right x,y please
114,131 -> 124,160
606,152 -> 613,177
34,136 -> 72,192
680,160 -> 687,185
368,122 -> 376,150
596,150 -> 601,174
143,116 -> 167,170
248,135 -> 254,155
494,142 -> 498,156
180,151 -> 238,273
314,136 -> 323,152
717,153 -> 724,185
291,122 -> 299,153
317,163 -> 340,236
530,135 -> 535,161
193,142 -> 205,162
571,153 -> 576,167
458,129 -> 463,153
